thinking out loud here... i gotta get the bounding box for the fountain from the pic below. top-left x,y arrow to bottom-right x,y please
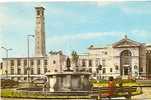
45,57 -> 91,94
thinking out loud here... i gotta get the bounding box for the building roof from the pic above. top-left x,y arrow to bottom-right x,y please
2,56 -> 47,60
87,35 -> 147,50
112,35 -> 142,48
88,45 -> 108,50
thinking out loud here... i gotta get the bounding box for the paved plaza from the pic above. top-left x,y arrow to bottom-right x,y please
132,87 -> 151,100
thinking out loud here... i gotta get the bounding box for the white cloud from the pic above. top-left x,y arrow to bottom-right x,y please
46,31 -> 122,45
95,0 -> 114,7
0,5 -> 35,58
0,8 -> 12,29
46,31 -> 123,54
120,3 -> 151,14
131,30 -> 150,35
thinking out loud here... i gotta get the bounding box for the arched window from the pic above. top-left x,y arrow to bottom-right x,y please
120,50 -> 132,75
120,50 -> 132,65
53,60 -> 56,64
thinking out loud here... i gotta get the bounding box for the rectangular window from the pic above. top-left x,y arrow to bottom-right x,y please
44,60 -> 47,65
17,60 -> 21,66
93,73 -> 96,77
105,52 -> 108,55
82,59 -> 86,67
44,66 -> 47,73
24,68 -> 27,74
37,60 -> 40,65
102,59 -> 105,67
89,60 -> 92,67
103,68 -> 106,74
10,67 -> 14,75
10,60 -> 14,66
31,67 -> 34,75
115,65 -> 119,70
30,60 -> 34,65
140,67 -> 143,72
89,68 -> 92,73
37,67 -> 40,74
17,68 -> 21,75
24,77 -> 27,80
24,60 -> 27,66
96,59 -> 99,67
110,68 -> 112,72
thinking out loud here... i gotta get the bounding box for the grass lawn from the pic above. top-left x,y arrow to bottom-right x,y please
1,87 -> 142,99
1,89 -> 91,99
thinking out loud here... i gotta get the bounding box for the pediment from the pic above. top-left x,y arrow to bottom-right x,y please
112,37 -> 141,48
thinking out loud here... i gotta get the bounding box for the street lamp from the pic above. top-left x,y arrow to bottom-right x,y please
27,35 -> 34,83
1,46 -> 12,78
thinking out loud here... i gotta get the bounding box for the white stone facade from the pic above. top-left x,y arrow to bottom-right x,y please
78,36 -> 150,80
1,52 -> 66,82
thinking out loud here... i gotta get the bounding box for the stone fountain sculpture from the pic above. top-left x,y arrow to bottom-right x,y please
45,57 -> 91,92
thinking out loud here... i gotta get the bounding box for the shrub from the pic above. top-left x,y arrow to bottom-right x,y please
121,79 -> 136,83
99,80 -> 107,84
90,79 -> 97,83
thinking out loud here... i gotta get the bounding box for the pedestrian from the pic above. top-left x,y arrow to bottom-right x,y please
108,76 -> 116,96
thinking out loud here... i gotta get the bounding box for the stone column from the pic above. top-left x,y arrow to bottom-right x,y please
40,59 -> 44,74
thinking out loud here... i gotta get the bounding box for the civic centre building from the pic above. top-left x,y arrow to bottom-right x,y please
0,7 -> 151,81
78,36 -> 151,80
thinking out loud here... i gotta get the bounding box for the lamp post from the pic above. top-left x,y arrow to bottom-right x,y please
1,46 -> 12,78
27,35 -> 34,83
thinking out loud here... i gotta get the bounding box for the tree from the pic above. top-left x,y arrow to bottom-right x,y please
71,51 -> 79,67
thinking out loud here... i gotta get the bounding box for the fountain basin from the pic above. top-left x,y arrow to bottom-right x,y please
45,71 -> 91,92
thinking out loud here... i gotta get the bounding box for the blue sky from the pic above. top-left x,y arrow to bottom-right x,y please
0,1 -> 151,58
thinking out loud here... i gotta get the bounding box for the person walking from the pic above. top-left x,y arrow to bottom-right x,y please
108,76 -> 116,97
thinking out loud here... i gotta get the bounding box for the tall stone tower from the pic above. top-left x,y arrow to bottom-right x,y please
35,7 -> 46,57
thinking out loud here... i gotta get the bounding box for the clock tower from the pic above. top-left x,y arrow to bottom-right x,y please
35,7 -> 46,57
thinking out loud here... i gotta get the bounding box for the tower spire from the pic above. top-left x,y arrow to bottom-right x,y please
35,7 -> 46,57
